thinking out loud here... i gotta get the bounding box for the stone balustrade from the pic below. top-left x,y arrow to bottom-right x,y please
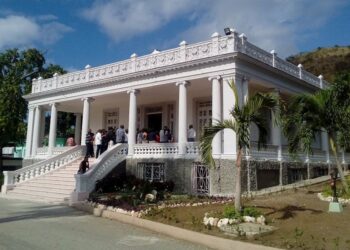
133,143 -> 179,158
35,146 -> 72,158
31,33 -> 329,95
1,146 -> 84,194
73,143 -> 128,201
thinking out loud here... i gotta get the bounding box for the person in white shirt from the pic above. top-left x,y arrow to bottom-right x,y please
187,125 -> 196,142
95,129 -> 102,158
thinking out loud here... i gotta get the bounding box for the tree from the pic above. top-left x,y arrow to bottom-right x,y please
0,48 -> 65,170
283,73 -> 350,193
199,81 -> 280,211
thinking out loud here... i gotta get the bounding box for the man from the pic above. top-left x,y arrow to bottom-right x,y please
116,125 -> 126,143
159,126 -> 168,143
85,129 -> 94,157
95,129 -> 102,158
187,124 -> 196,142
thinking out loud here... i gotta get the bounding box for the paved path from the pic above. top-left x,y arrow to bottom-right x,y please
0,198 -> 210,250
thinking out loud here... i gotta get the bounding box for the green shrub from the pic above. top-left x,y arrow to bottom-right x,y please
242,207 -> 261,217
223,205 -> 241,219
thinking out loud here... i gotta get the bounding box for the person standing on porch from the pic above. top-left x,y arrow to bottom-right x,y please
85,129 -> 94,158
160,126 -> 167,143
95,129 -> 102,158
116,125 -> 126,143
187,125 -> 196,142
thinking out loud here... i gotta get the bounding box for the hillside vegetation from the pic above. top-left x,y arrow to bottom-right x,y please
287,46 -> 350,82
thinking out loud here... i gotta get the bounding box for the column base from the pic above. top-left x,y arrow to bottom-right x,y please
329,202 -> 343,213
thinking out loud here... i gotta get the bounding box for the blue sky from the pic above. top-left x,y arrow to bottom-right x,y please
1,0 -> 349,72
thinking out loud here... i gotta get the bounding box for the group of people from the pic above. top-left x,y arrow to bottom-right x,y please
84,124 -> 197,158
79,124 -> 196,175
85,125 -> 129,158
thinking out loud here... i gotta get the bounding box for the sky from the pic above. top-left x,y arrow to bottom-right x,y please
0,0 -> 349,72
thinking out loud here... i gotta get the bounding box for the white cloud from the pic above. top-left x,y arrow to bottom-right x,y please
0,14 -> 73,50
82,0 -> 347,57
81,0 -> 202,42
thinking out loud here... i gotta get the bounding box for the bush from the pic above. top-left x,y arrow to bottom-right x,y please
223,205 -> 262,219
242,207 -> 261,217
223,205 -> 241,219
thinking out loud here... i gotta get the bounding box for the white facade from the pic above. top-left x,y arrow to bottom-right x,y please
23,30 -> 330,161
3,29 -> 343,200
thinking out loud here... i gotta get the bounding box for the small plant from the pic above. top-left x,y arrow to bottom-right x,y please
242,207 -> 261,217
293,227 -> 305,248
223,205 -> 241,219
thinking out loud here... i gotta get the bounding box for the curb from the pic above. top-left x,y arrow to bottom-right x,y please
72,202 -> 280,250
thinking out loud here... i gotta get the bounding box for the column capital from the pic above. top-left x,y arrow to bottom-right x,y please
127,89 -> 140,95
49,102 -> 59,107
28,105 -> 35,111
208,76 -> 221,82
175,81 -> 190,87
81,97 -> 95,102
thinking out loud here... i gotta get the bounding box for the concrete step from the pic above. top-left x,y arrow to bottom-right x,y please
5,193 -> 69,204
9,188 -> 72,198
13,185 -> 73,194
18,182 -> 75,190
33,178 -> 76,185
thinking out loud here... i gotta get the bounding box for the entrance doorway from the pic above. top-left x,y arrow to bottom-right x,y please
147,113 -> 162,131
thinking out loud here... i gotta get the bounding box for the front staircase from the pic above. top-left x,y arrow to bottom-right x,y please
1,144 -> 128,204
4,157 -> 95,204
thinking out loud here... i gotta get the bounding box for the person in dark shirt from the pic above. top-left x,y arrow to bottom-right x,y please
85,129 -> 94,157
78,156 -> 89,174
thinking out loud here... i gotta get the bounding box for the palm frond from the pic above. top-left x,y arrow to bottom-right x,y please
200,119 -> 237,168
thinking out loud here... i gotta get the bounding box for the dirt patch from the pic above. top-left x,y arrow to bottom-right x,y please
144,182 -> 350,250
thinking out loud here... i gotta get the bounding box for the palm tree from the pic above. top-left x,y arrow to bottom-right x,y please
283,76 -> 350,193
200,80 -> 280,211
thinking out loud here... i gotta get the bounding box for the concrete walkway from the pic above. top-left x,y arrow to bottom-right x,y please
0,198 -> 210,250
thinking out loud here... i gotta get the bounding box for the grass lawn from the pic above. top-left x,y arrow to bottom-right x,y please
143,181 -> 350,250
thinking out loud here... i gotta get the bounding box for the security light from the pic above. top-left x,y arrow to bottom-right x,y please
224,27 -> 233,35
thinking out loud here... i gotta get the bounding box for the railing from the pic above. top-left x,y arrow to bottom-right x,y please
186,142 -> 200,156
249,144 -> 279,161
133,143 -> 179,158
1,146 -> 84,193
31,31 -> 327,95
35,146 -> 72,158
74,144 -> 128,198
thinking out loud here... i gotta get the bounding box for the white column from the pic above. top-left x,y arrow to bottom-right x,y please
31,106 -> 42,156
81,97 -> 93,146
271,110 -> 282,161
222,77 -> 237,157
39,109 -> 46,147
127,89 -> 139,156
176,81 -> 189,155
74,113 -> 82,145
209,76 -> 222,156
270,90 -> 282,161
321,131 -> 330,163
25,106 -> 35,158
48,103 -> 58,156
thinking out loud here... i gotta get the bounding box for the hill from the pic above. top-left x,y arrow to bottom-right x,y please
286,46 -> 350,82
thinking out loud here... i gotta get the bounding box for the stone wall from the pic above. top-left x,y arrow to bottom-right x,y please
126,158 -> 193,194
208,159 -> 235,196
125,157 -> 340,196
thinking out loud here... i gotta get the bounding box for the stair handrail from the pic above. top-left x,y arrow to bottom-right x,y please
1,146 -> 84,193
74,143 -> 128,200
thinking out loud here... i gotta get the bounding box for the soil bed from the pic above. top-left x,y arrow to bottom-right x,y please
143,182 -> 350,250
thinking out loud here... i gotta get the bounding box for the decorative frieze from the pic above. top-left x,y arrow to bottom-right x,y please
30,31 -> 329,95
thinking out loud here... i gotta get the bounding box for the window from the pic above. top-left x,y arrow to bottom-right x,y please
137,162 -> 165,182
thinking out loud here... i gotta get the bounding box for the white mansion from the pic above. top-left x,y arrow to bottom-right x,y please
1,29 -> 341,203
